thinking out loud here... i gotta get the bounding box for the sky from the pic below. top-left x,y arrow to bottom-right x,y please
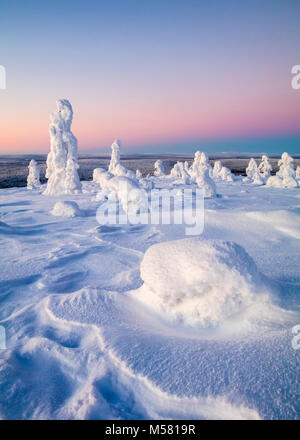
0,0 -> 300,155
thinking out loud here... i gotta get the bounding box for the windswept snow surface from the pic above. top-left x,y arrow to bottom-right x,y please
0,178 -> 299,420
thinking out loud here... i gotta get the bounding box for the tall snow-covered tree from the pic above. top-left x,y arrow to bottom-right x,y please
44,99 -> 82,195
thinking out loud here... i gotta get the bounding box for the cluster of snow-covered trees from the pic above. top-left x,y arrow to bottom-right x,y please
165,151 -> 237,198
93,139 -> 147,213
243,153 -> 299,188
26,99 -> 299,199
167,152 -> 215,197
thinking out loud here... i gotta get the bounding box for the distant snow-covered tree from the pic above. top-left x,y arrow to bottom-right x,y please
177,162 -> 191,184
277,152 -> 296,179
219,166 -> 234,182
196,167 -> 216,198
108,139 -> 121,174
213,160 -> 223,179
258,155 -> 272,179
170,162 -> 182,178
191,151 -> 213,180
27,159 -> 41,189
245,158 -> 258,180
108,139 -> 136,179
243,158 -> 264,185
154,160 -> 165,177
266,152 -> 298,188
136,169 -> 142,180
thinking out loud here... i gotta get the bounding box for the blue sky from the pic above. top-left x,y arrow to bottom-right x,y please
0,0 -> 300,154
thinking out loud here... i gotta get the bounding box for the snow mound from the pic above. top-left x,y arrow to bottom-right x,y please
131,238 -> 270,328
51,201 -> 84,217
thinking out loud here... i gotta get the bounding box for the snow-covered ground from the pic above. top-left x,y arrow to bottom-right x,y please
0,177 -> 299,420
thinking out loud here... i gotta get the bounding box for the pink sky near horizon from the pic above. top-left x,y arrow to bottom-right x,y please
1,85 -> 299,153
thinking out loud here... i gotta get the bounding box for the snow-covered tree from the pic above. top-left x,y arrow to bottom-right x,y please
27,159 -> 41,189
243,158 -> 264,185
169,161 -> 190,183
252,170 -> 264,185
296,166 -> 300,180
212,160 -> 223,179
184,161 -> 190,174
219,166 -> 234,182
191,151 -> 212,179
108,139 -> 121,174
93,168 -> 112,185
245,158 -> 258,179
136,169 -> 142,180
258,155 -> 272,179
154,160 -> 165,177
108,139 -> 135,179
177,162 -> 191,184
170,162 -> 182,178
277,152 -> 296,179
196,167 -> 216,198
267,152 -> 298,188
44,99 -> 82,195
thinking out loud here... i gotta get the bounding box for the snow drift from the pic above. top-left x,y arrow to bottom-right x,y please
51,201 -> 84,217
131,238 -> 271,328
